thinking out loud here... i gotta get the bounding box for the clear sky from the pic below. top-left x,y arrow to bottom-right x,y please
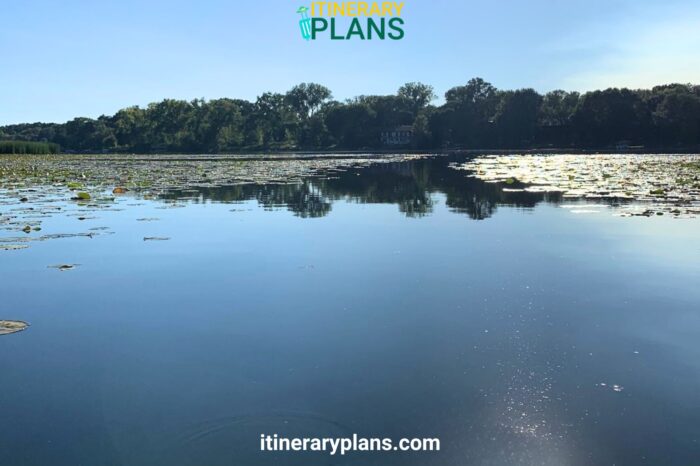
1,0 -> 699,125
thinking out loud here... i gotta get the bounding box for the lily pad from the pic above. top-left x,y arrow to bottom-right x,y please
48,264 -> 80,271
0,244 -> 29,251
0,320 -> 29,336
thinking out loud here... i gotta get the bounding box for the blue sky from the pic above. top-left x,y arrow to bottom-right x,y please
1,0 -> 699,125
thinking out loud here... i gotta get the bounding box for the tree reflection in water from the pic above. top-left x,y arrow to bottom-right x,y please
162,155 -> 563,220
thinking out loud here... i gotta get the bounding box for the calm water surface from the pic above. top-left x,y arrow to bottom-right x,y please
1,156 -> 699,465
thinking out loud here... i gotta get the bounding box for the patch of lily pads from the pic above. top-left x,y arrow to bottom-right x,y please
451,154 -> 700,218
0,153 -> 427,253
0,243 -> 29,251
0,320 -> 29,336
0,153 -> 427,198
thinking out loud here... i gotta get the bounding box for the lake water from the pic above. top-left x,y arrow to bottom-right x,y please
1,154 -> 699,466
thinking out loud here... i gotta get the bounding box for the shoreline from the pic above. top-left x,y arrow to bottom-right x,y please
3,148 -> 700,159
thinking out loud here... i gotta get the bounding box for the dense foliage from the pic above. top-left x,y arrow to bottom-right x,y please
1,79 -> 699,153
0,140 -> 60,154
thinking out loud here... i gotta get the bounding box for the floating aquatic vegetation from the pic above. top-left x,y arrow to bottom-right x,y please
40,233 -> 96,240
0,320 -> 29,336
48,264 -> 80,271
0,244 -> 29,251
0,153 -> 428,252
0,236 -> 32,243
0,153 -> 427,198
451,154 -> 700,218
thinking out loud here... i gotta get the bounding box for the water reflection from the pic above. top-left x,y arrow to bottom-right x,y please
2,154 -> 700,466
164,156 -> 564,220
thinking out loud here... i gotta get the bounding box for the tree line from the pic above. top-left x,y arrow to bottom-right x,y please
1,79 -> 699,153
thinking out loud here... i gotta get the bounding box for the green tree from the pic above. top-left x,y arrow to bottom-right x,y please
253,93 -> 298,147
58,117 -> 116,151
493,88 -> 542,148
325,103 -> 376,148
397,82 -> 436,114
573,88 -> 650,147
441,78 -> 500,147
113,106 -> 148,151
651,84 -> 700,146
285,83 -> 333,120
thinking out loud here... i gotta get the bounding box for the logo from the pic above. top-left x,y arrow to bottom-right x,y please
297,6 -> 312,40
296,2 -> 405,41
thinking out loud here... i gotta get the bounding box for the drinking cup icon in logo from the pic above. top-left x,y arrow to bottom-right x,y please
297,6 -> 311,40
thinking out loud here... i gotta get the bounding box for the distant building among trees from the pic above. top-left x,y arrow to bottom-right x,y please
381,125 -> 414,145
